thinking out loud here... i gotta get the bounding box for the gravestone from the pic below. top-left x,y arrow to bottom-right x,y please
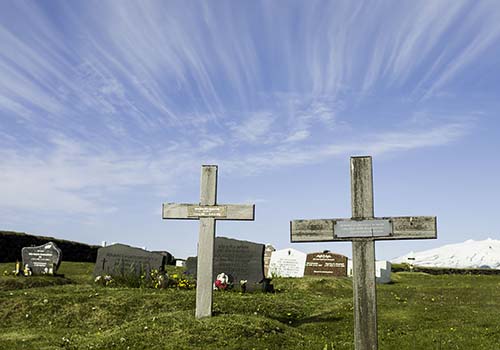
263,244 -> 275,278
375,261 -> 391,284
175,259 -> 186,267
22,242 -> 62,275
348,259 -> 392,284
291,156 -> 437,350
185,256 -> 197,276
304,251 -> 348,277
183,237 -> 265,291
267,248 -> 306,277
152,250 -> 175,265
93,244 -> 165,278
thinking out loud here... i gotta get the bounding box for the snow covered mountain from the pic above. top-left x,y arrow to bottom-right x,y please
391,238 -> 500,269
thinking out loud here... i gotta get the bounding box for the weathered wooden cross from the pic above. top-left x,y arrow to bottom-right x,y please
290,156 -> 437,350
162,165 -> 255,318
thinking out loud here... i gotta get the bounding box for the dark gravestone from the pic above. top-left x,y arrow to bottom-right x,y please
185,256 -> 197,276
152,251 -> 175,265
185,237 -> 265,291
22,242 -> 62,275
93,244 -> 165,278
304,251 -> 348,277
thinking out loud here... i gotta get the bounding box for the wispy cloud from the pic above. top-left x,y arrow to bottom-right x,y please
0,1 -> 495,217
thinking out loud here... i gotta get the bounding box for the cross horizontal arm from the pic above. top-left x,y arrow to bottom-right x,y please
290,216 -> 436,242
162,203 -> 255,221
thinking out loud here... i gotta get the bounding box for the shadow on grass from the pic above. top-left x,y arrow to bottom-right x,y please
0,275 -> 73,291
276,313 -> 344,327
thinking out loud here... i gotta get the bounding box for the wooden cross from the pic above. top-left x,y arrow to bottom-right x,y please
290,156 -> 437,350
162,165 -> 255,319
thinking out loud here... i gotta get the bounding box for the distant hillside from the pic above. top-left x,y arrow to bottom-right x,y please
392,238 -> 500,269
0,230 -> 99,263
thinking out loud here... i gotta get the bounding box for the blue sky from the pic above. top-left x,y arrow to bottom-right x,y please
1,1 -> 499,260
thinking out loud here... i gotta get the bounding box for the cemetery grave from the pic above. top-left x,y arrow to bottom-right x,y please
304,251 -> 348,277
1,260 -> 499,350
291,156 -> 437,350
267,248 -> 307,278
263,244 -> 275,277
21,242 -> 62,275
162,165 -> 255,318
93,243 -> 166,279
184,236 -> 265,291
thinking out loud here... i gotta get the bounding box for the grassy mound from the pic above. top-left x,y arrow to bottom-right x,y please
0,262 -> 499,349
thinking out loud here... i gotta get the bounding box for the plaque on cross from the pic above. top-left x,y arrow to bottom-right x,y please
162,165 -> 255,319
290,156 -> 437,350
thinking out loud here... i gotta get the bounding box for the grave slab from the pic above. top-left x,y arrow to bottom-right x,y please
93,244 -> 165,278
268,248 -> 306,278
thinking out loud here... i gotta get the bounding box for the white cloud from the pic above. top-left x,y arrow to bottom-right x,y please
229,112 -> 277,144
0,136 -> 200,215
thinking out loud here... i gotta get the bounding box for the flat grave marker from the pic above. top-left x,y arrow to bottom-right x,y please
291,156 -> 437,350
162,165 -> 255,318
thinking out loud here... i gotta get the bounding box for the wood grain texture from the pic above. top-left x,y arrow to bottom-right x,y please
379,216 -> 437,240
351,156 -> 378,350
195,217 -> 215,318
290,216 -> 436,242
351,156 -> 374,219
290,219 -> 334,242
200,165 -> 217,206
352,240 -> 378,350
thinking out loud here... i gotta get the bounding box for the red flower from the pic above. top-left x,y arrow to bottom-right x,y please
214,279 -> 227,290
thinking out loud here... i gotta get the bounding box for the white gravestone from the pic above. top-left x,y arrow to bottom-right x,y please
375,261 -> 391,284
347,259 -> 392,284
267,248 -> 306,278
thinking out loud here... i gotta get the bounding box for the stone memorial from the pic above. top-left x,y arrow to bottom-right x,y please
152,250 -> 175,265
185,256 -> 197,275
93,243 -> 165,278
304,251 -> 348,277
348,259 -> 392,284
263,244 -> 275,278
267,248 -> 306,278
22,242 -> 62,275
291,156 -> 437,350
184,237 -> 265,291
375,261 -> 392,284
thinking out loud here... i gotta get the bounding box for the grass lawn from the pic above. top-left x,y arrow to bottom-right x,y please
0,262 -> 499,350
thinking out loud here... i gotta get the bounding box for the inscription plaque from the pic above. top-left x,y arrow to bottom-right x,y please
304,252 -> 348,277
187,205 -> 227,218
335,219 -> 392,238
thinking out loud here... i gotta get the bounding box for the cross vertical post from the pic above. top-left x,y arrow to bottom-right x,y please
351,156 -> 377,350
196,165 -> 217,318
162,165 -> 255,319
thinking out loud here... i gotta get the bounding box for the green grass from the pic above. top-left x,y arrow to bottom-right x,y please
1,262 -> 499,350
